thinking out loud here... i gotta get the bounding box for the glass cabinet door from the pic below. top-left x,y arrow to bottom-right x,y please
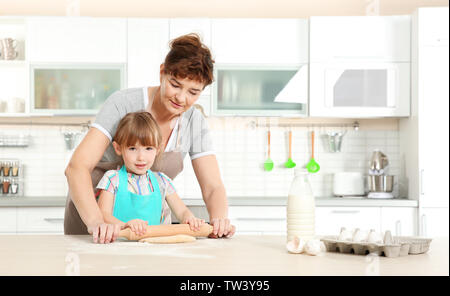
213,65 -> 308,116
324,65 -> 401,109
31,64 -> 125,115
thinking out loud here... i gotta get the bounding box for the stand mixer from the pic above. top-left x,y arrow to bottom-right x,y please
367,150 -> 394,199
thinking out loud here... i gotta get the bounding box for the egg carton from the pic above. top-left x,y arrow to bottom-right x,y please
320,230 -> 432,258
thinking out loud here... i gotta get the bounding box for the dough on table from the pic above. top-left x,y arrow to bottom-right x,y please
139,235 -> 196,244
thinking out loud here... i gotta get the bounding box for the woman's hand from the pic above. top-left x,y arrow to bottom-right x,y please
125,219 -> 148,236
210,218 -> 236,238
88,223 -> 121,244
183,216 -> 205,232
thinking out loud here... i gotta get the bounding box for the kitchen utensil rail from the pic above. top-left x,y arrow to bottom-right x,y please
249,120 -> 359,130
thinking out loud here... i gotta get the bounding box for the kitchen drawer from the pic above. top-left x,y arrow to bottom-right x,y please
229,206 -> 286,234
315,207 -> 381,235
16,207 -> 65,233
381,207 -> 417,236
0,208 -> 17,233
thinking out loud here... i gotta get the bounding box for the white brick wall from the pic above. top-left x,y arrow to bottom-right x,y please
0,120 -> 401,199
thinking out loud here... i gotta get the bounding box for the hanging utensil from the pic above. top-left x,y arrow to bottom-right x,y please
264,130 -> 274,171
284,130 -> 296,168
306,130 -> 320,173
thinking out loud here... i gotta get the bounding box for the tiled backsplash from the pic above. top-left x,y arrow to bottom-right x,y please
0,119 -> 401,199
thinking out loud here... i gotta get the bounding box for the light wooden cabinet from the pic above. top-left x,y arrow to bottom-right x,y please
16,207 -> 65,233
26,17 -> 127,63
211,18 -> 308,65
127,18 -> 170,88
0,208 -> 17,233
381,207 -> 417,236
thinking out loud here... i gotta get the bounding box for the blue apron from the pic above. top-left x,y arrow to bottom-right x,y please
112,165 -> 162,225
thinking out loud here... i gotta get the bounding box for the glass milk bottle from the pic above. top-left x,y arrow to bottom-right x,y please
287,168 -> 315,242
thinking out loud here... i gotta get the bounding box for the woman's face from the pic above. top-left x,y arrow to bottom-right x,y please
159,67 -> 205,116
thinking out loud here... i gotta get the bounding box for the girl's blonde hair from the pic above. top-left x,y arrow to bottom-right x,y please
113,111 -> 163,161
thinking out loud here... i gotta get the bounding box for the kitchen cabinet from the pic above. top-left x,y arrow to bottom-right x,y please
400,7 -> 449,208
315,207 -> 381,235
310,16 -> 410,63
127,18 -> 170,88
0,17 -> 28,115
380,207 -> 417,236
419,207 -> 449,238
212,65 -> 308,116
228,206 -> 286,235
26,17 -> 127,63
30,64 -> 125,115
0,208 -> 17,233
16,207 -> 65,234
211,19 -> 308,65
309,15 -> 411,118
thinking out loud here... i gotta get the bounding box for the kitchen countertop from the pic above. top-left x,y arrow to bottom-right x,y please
0,235 -> 447,276
0,196 -> 418,207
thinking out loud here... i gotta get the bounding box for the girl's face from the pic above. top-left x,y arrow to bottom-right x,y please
113,141 -> 159,175
159,65 -> 205,116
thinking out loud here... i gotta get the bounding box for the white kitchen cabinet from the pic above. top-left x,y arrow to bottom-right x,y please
417,7 -> 449,46
310,16 -> 410,63
211,19 -> 308,65
315,207 -> 381,235
26,17 -> 127,63
16,207 -> 65,233
400,7 -> 449,208
228,206 -> 286,235
127,18 -> 169,88
0,208 -> 17,233
380,207 -> 417,236
419,207 -> 449,238
309,62 -> 410,117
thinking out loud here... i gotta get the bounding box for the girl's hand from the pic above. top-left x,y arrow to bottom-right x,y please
183,216 -> 205,232
125,219 -> 148,236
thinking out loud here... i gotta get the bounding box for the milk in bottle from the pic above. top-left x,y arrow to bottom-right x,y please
287,168 -> 315,242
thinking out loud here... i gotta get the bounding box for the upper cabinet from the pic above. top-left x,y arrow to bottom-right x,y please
127,18 -> 169,88
26,17 -> 127,63
211,19 -> 309,116
309,16 -> 411,118
310,16 -> 411,63
212,19 -> 308,65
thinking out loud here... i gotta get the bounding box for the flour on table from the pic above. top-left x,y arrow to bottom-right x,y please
65,237 -> 227,259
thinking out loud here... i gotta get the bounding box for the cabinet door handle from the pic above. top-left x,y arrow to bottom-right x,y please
331,210 -> 360,214
420,169 -> 424,195
421,214 -> 427,237
44,218 -> 64,223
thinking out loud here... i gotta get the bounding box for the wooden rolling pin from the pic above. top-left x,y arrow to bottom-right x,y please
119,224 -> 214,241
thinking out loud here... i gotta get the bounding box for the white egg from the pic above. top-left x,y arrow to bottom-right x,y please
353,229 -> 369,242
304,239 -> 323,256
338,228 -> 354,241
286,236 -> 305,254
367,230 -> 383,244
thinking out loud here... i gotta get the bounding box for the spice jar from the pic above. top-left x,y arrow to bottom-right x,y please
10,179 -> 19,195
12,161 -> 19,177
2,178 -> 11,194
2,161 -> 11,176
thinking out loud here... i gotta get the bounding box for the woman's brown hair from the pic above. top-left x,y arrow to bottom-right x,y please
113,111 -> 163,161
163,33 -> 214,87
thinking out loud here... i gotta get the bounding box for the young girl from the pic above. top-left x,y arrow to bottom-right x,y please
96,111 -> 205,236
